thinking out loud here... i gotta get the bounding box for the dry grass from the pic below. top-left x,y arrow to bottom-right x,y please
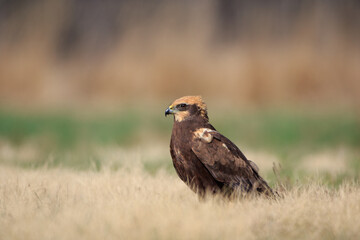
0,132 -> 358,240
0,162 -> 359,240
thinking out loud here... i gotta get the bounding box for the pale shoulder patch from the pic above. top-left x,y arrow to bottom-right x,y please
193,128 -> 216,143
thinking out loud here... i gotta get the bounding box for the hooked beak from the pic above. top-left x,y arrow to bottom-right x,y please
165,105 -> 175,117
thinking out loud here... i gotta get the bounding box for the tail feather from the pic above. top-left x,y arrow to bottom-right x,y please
253,176 -> 277,198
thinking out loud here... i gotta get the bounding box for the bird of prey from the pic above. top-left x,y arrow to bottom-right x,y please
165,96 -> 274,198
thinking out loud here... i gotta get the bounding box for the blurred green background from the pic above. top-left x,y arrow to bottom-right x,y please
0,0 -> 359,186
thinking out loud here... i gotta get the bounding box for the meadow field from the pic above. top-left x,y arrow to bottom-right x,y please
0,166 -> 359,240
0,109 -> 359,240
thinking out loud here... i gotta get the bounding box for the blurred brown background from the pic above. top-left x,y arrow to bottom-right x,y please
0,0 -> 359,109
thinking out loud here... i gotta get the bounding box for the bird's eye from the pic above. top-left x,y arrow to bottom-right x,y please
177,103 -> 187,109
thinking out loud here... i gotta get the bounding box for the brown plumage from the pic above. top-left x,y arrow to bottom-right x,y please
165,96 -> 274,198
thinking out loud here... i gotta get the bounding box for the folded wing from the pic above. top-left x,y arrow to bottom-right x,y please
191,128 -> 272,194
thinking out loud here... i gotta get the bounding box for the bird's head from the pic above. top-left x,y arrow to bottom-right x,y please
165,96 -> 208,122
